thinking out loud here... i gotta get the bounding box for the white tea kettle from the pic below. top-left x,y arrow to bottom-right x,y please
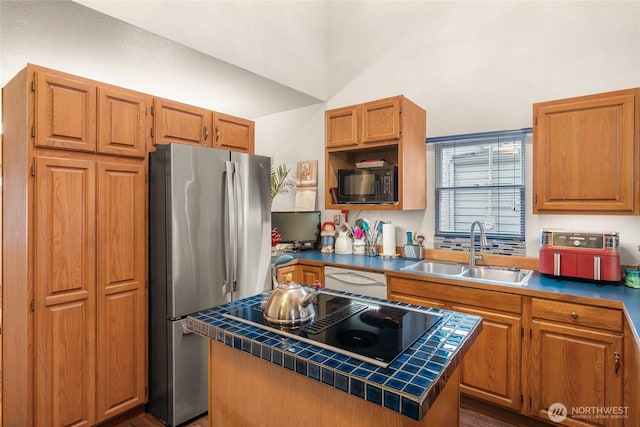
263,255 -> 316,327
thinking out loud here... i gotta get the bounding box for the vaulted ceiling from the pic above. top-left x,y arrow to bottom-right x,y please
73,1 -> 329,100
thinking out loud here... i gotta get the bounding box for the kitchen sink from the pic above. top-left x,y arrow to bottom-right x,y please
401,260 -> 533,286
460,266 -> 533,285
402,260 -> 468,276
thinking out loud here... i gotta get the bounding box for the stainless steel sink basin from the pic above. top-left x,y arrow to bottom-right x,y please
401,260 -> 533,286
460,266 -> 533,285
402,260 -> 468,276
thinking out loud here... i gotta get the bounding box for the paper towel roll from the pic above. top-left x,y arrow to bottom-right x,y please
382,224 -> 396,256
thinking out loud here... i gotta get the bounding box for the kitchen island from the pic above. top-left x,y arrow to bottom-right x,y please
187,289 -> 483,426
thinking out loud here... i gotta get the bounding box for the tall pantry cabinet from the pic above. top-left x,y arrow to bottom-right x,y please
2,64 -> 148,426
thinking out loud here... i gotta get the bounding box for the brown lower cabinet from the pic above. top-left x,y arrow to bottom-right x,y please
31,156 -> 147,426
275,262 -> 323,286
388,277 -> 523,411
453,305 -> 522,410
530,299 -> 624,427
387,275 -> 627,427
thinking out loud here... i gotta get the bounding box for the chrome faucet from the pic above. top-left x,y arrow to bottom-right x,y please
469,221 -> 488,268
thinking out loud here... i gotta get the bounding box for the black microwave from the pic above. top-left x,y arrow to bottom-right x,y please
337,166 -> 398,204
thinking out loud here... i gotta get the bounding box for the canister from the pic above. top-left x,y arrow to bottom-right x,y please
353,239 -> 365,255
624,268 -> 640,289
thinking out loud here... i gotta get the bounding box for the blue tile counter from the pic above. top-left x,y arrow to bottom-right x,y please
284,251 -> 640,341
187,288 -> 482,421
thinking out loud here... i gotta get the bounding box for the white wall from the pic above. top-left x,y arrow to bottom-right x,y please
0,1 -> 320,119
255,103 -> 326,212
259,1 -> 640,265
73,0 -> 329,100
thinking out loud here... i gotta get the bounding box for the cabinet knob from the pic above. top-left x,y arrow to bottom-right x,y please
570,311 -> 579,319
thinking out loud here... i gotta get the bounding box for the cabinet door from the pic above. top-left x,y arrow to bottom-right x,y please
96,162 -> 147,421
295,265 -> 323,286
153,98 -> 212,147
452,305 -> 522,410
213,112 -> 255,153
276,265 -> 296,284
98,85 -> 150,158
34,156 -> 96,426
361,97 -> 401,144
531,320 -> 623,426
533,90 -> 638,214
35,71 -> 97,152
325,106 -> 359,148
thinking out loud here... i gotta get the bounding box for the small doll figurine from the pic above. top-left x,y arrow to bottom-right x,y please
320,221 -> 336,253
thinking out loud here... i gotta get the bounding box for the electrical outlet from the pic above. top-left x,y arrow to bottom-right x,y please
333,214 -> 340,225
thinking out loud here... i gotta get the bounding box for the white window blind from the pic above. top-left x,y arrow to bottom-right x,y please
429,129 -> 530,239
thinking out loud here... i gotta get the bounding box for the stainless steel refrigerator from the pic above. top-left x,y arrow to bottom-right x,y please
148,143 -> 272,426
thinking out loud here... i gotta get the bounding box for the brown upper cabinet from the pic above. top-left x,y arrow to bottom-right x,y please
361,97 -> 401,143
533,88 -> 640,214
35,69 -> 97,152
325,105 -> 359,148
34,66 -> 150,158
29,65 -> 255,155
98,84 -> 152,158
325,95 -> 426,210
213,112 -> 255,153
152,98 -> 213,148
325,97 -> 402,149
152,99 -> 255,153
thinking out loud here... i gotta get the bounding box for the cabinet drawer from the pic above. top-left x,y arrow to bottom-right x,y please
531,298 -> 622,332
388,277 -> 522,314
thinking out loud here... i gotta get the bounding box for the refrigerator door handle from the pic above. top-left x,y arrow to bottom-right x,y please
223,161 -> 236,295
231,162 -> 241,292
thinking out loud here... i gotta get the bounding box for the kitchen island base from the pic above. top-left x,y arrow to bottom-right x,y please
208,340 -> 460,427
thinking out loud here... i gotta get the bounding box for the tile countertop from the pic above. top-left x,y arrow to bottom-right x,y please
286,251 -> 640,341
187,288 -> 483,421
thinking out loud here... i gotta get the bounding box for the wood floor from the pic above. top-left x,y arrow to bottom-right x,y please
118,399 -> 552,427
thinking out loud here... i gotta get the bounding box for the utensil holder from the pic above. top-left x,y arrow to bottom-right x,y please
402,244 -> 423,260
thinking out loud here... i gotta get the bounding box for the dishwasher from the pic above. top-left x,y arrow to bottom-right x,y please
323,266 -> 387,299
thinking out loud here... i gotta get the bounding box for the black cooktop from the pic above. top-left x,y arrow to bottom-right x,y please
222,291 -> 442,368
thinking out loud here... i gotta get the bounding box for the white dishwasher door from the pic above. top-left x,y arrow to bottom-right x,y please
323,266 -> 387,299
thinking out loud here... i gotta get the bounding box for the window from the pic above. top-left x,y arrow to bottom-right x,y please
429,129 -> 530,239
